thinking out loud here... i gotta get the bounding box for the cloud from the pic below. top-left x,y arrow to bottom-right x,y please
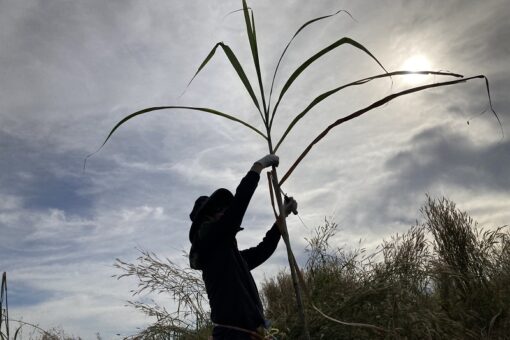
386,125 -> 510,193
339,124 -> 510,240
9,263 -> 147,338
1,0 -> 510,338
0,130 -> 95,217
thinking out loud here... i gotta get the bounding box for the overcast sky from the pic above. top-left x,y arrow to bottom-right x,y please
1,0 -> 509,338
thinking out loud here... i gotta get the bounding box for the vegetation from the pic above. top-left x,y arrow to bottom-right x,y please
86,1 -> 501,337
263,196 -> 510,339
114,251 -> 212,340
0,1 -> 501,339
114,196 -> 510,339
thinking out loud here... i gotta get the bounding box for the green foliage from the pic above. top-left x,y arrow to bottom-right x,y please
85,0 -> 496,182
262,197 -> 510,339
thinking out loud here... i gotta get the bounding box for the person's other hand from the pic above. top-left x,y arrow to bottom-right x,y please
284,196 -> 298,217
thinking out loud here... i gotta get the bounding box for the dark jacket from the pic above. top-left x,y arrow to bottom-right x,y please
189,170 -> 281,334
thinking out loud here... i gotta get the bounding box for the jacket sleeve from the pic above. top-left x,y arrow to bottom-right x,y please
198,170 -> 260,243
240,222 -> 281,270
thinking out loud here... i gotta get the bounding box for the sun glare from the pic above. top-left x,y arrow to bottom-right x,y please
402,55 -> 432,84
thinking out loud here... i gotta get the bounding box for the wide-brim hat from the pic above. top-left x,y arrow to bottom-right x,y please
189,188 -> 233,242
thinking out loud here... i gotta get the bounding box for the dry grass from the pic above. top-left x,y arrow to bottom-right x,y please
113,250 -> 212,339
263,196 -> 510,339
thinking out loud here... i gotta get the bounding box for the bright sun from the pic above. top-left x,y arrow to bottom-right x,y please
402,55 -> 432,84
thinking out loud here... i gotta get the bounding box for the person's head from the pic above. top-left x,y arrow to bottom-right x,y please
189,188 -> 233,242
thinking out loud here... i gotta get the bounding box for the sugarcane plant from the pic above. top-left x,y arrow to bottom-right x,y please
87,0 -> 500,337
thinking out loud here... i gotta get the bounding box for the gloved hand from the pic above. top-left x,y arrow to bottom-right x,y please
255,154 -> 279,168
284,196 -> 298,217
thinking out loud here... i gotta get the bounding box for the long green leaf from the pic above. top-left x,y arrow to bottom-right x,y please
242,0 -> 268,123
84,106 -> 267,169
268,10 -> 355,117
279,75 -> 499,185
270,37 -> 388,126
274,70 -> 464,151
184,42 -> 264,121
242,0 -> 257,68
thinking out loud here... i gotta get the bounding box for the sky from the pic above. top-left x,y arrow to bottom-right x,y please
1,0 -> 509,338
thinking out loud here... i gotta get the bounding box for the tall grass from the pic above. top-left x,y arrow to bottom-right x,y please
263,197 -> 510,339
88,1 -> 501,336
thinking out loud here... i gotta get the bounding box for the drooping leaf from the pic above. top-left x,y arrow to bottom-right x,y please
268,10 -> 355,117
482,76 -> 504,138
274,70 -> 464,151
222,7 -> 251,20
84,106 -> 267,169
270,37 -> 389,125
184,42 -> 264,121
279,75 -> 499,185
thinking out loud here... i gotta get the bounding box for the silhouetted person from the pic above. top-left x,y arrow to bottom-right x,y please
189,154 -> 297,339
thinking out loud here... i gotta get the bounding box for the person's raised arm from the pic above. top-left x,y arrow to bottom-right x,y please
209,155 -> 280,239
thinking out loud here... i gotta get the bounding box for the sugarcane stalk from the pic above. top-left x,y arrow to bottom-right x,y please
267,135 -> 310,339
271,167 -> 310,340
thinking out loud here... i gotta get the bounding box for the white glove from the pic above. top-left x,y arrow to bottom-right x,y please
284,196 -> 298,217
255,154 -> 279,168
